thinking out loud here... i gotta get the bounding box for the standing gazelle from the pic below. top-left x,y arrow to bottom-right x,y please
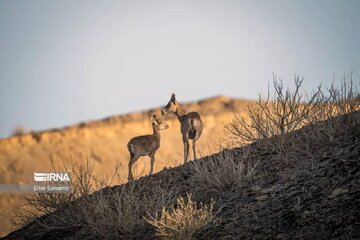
127,114 -> 169,181
161,93 -> 203,163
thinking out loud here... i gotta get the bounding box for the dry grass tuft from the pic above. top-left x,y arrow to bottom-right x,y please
147,193 -> 215,240
15,153 -> 121,228
15,153 -> 178,238
190,150 -> 257,195
79,181 -> 178,238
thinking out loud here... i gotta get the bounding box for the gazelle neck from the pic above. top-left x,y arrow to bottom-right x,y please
175,104 -> 186,121
152,124 -> 161,140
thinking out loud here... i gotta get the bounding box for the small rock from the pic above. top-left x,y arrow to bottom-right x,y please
302,210 -> 311,216
261,186 -> 275,194
277,233 -> 286,239
329,188 -> 348,198
250,186 -> 262,192
255,195 -> 268,201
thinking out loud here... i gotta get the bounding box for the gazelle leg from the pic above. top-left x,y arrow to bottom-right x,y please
128,155 -> 140,181
192,139 -> 197,160
149,153 -> 155,175
183,136 -> 189,163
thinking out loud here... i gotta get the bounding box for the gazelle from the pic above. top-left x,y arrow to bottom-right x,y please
127,114 -> 169,181
161,93 -> 203,163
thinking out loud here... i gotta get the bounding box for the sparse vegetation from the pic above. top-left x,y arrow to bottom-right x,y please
15,153 -> 121,227
190,150 -> 257,196
80,182 -> 177,238
16,154 -> 178,238
226,72 -> 360,156
147,193 -> 215,240
226,75 -> 321,143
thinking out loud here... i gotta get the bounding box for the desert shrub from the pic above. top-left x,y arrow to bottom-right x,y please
189,149 -> 257,196
15,153 -> 121,227
226,75 -> 322,150
78,181 -> 178,238
11,126 -> 27,137
147,193 -> 215,240
16,152 -> 178,238
226,72 -> 360,156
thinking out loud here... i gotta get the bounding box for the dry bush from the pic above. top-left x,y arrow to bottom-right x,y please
147,193 -> 215,240
190,150 -> 257,195
15,153 -> 121,227
28,180 -> 178,238
226,72 -> 360,156
226,75 -> 322,150
16,152 -> 178,238
77,181 -> 178,238
325,73 -> 360,116
11,126 -> 27,137
289,76 -> 359,158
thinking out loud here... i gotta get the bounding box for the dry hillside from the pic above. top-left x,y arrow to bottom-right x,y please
0,96 -> 255,237
3,109 -> 360,239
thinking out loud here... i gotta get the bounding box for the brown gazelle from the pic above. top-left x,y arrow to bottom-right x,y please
161,93 -> 203,163
127,114 -> 169,181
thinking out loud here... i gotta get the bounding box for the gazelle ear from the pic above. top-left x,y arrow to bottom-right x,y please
171,93 -> 176,102
151,114 -> 158,123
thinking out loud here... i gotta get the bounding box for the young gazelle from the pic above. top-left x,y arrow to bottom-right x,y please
127,114 -> 169,181
161,93 -> 203,163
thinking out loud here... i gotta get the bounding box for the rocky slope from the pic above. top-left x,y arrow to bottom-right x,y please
3,111 -> 360,239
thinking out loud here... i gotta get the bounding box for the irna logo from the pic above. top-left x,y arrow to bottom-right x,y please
34,172 -> 71,182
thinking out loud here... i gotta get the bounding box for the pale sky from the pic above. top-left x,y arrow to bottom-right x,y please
0,0 -> 359,138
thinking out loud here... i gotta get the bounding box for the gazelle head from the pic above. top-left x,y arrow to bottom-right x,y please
151,114 -> 169,130
161,93 -> 179,116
